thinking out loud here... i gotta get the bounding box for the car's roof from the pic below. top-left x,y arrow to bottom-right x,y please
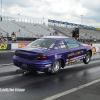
42,36 -> 70,40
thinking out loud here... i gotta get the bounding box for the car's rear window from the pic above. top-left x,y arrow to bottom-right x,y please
30,39 -> 57,49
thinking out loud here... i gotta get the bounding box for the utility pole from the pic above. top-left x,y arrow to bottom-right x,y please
1,0 -> 2,12
81,15 -> 83,25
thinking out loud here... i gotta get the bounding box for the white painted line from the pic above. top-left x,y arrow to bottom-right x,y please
0,63 -> 13,67
0,50 -> 15,53
43,78 -> 100,100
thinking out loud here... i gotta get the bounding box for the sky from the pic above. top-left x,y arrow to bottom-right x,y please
0,0 -> 100,28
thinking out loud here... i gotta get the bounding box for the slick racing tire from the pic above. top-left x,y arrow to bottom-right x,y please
83,52 -> 91,64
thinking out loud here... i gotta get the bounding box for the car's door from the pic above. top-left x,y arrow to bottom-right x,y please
58,40 -> 75,66
64,39 -> 85,65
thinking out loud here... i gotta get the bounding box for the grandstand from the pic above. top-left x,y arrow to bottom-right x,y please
0,20 -> 64,40
0,16 -> 100,43
49,25 -> 100,40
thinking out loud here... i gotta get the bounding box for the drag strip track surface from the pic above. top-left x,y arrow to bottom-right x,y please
0,54 -> 100,100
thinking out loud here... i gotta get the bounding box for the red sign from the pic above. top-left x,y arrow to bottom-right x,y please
18,43 -> 29,48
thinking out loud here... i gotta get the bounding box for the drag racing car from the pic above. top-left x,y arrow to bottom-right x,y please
13,36 -> 93,74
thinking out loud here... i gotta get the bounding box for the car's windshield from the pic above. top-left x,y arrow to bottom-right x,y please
29,38 -> 57,49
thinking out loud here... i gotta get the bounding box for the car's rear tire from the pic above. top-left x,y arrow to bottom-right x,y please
45,60 -> 61,75
51,60 -> 61,74
83,52 -> 91,64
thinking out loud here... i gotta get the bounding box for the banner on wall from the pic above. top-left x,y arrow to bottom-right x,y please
48,19 -> 95,29
18,43 -> 29,48
0,44 -> 11,50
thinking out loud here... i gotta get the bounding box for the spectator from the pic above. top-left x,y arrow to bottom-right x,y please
90,36 -> 92,38
53,32 -> 55,36
0,33 -> 3,38
23,26 -> 25,28
6,37 -> 8,42
7,32 -> 9,37
88,39 -> 90,43
34,24 -> 37,26
1,37 -> 4,42
19,29 -> 21,32
81,39 -> 83,42
85,33 -> 87,36
43,23 -> 45,25
12,36 -> 15,43
1,17 -> 2,22
50,33 -> 52,36
12,32 -> 15,36
15,32 -> 17,37
14,36 -> 17,43
1,35 -> 3,38
40,35 -> 42,38
0,31 -> 2,37
0,36 -> 1,42
36,33 -> 38,36
7,32 -> 10,41
94,39 -> 96,43
54,31 -> 59,36
4,38 -> 8,43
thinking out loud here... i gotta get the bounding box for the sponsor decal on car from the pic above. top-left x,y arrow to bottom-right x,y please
68,60 -> 72,65
48,67 -> 52,71
68,51 -> 84,57
55,54 -> 62,59
54,47 -> 58,49
66,54 -> 86,66
66,59 -> 69,65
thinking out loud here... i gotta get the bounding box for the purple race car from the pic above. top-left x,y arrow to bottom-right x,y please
13,36 -> 93,74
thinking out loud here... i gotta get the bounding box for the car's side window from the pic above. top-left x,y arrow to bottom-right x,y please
64,39 -> 80,49
58,41 -> 66,49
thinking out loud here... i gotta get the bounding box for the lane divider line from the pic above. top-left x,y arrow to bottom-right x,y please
0,63 -> 13,67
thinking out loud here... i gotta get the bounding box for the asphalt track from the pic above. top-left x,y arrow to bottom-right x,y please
0,51 -> 100,100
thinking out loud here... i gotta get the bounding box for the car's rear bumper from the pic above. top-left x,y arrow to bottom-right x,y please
13,56 -> 52,72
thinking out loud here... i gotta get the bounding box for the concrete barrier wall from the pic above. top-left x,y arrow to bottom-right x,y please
0,43 -> 29,50
12,43 -> 19,49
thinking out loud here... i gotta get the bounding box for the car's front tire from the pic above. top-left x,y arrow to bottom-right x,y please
83,52 -> 91,64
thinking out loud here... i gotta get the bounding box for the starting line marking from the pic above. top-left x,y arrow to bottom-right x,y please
43,78 -> 100,100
